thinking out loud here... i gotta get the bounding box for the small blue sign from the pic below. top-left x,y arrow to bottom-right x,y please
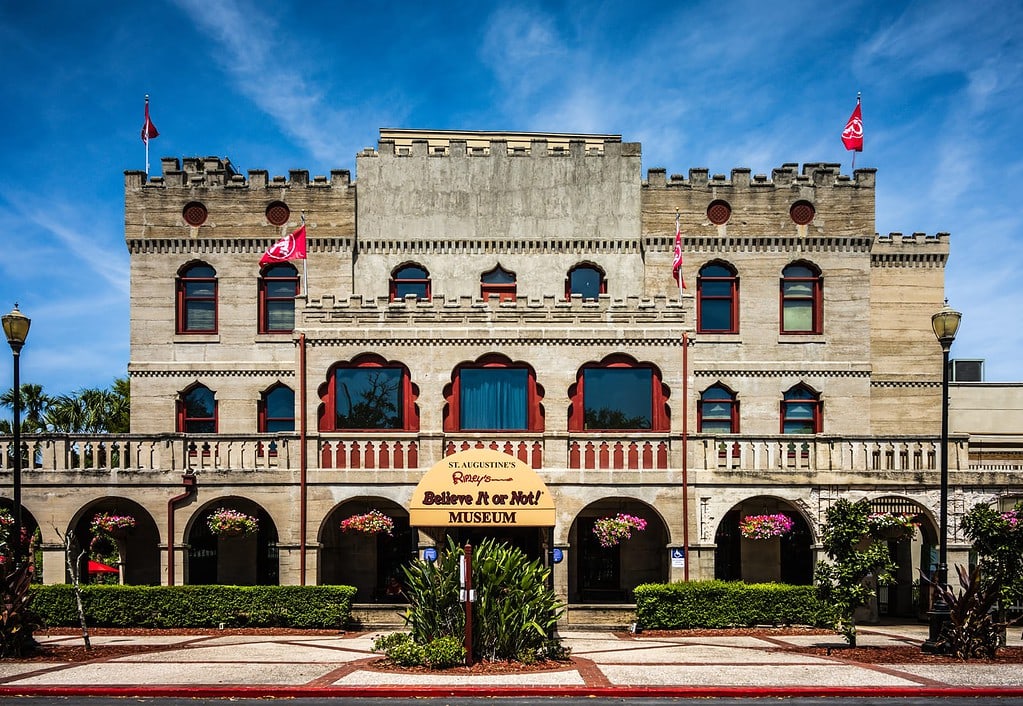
423,547 -> 438,562
671,548 -> 685,560
551,548 -> 563,564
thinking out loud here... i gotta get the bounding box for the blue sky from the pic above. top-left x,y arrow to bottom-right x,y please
1,0 -> 1021,398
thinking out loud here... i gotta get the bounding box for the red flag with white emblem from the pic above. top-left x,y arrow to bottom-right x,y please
671,212 -> 686,293
842,97 -> 863,152
260,224 -> 307,265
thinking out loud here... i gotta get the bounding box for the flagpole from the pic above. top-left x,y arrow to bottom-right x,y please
300,214 -> 308,298
144,95 -> 151,176
851,92 -> 861,170
676,210 -> 684,302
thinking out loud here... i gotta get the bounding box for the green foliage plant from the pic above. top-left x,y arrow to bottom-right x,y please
927,564 -> 1016,660
422,635 -> 466,668
0,562 -> 42,657
815,498 -> 896,646
634,581 -> 833,629
962,501 -> 1023,627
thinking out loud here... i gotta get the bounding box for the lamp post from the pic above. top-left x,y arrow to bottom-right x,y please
2,304 -> 31,563
922,299 -> 961,653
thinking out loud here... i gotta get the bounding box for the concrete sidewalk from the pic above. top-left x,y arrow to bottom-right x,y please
0,623 -> 1021,698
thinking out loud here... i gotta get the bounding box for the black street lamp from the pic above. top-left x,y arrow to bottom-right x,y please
922,299 -> 961,653
2,304 -> 31,563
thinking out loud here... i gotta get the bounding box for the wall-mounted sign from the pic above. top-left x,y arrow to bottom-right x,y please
423,547 -> 438,562
409,449 -> 556,527
551,548 -> 564,564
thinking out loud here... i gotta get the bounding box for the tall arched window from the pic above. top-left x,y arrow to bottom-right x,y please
481,265 -> 516,302
319,354 -> 419,432
698,383 -> 739,433
177,384 -> 217,433
566,264 -> 606,300
568,355 -> 669,432
781,384 -> 821,434
780,262 -> 823,334
390,264 -> 431,301
258,263 -> 299,333
445,355 -> 543,432
258,384 -> 295,432
697,262 -> 738,334
176,262 -> 217,334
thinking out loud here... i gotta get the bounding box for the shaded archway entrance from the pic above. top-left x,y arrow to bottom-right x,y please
319,498 -> 415,602
66,498 -> 160,585
869,496 -> 934,619
714,497 -> 814,585
1,499 -> 40,577
569,499 -> 668,603
186,499 -> 278,585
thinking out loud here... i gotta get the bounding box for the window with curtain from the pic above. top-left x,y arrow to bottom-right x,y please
259,384 -> 295,432
259,263 -> 299,333
178,384 -> 216,433
699,384 -> 739,433
390,264 -> 431,301
459,367 -> 528,430
781,384 -> 821,434
697,262 -> 738,333
176,262 -> 217,333
566,264 -> 606,300
781,262 -> 822,334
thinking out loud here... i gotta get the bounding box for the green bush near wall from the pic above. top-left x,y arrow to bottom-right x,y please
29,585 -> 357,629
634,581 -> 835,629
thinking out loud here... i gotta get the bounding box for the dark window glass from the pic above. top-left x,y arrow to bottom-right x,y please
179,264 -> 217,333
182,386 -> 216,433
391,265 -> 430,301
459,368 -> 527,430
568,266 -> 604,300
700,385 -> 737,433
582,368 -> 652,430
782,386 -> 819,434
260,264 -> 298,333
263,386 -> 295,433
697,263 -> 738,334
335,367 -> 403,429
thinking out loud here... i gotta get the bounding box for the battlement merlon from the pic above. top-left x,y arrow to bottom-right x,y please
644,163 -> 876,190
124,156 -> 353,190
871,232 -> 950,265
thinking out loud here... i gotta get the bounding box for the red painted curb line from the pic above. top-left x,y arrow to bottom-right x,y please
3,685 -> 1023,698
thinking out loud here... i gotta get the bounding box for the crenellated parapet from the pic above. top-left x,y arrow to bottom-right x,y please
644,163 -> 875,190
871,232 -> 950,267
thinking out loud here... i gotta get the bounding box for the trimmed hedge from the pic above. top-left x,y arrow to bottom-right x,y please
29,584 -> 357,629
634,580 -> 835,629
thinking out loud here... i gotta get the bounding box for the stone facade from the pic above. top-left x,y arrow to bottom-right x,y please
7,129 -> 1020,618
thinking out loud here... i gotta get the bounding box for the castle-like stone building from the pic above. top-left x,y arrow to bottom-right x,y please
8,128 -> 1021,622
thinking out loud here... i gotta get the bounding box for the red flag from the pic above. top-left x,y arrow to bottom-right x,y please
842,98 -> 863,152
671,213 -> 686,291
260,224 -> 307,265
141,96 -> 159,144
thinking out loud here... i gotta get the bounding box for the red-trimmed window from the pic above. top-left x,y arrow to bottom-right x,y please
781,384 -> 822,434
481,265 -> 516,302
780,262 -> 823,334
258,384 -> 295,433
444,355 -> 543,432
568,355 -> 669,432
390,264 -> 431,301
697,262 -> 739,334
176,262 -> 217,334
698,383 -> 739,433
259,263 -> 299,333
319,354 -> 419,432
565,264 -> 606,300
177,384 -> 217,433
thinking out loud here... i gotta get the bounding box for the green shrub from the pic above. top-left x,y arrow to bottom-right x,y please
423,635 -> 465,668
29,584 -> 356,629
385,634 -> 426,666
634,580 -> 834,630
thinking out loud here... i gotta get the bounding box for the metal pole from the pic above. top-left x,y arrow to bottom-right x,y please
922,345 -> 951,652
11,346 -> 21,563
463,544 -> 474,665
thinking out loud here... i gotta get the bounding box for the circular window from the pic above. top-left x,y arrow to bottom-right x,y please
266,201 -> 290,226
182,202 -> 208,227
707,200 -> 731,225
790,200 -> 815,226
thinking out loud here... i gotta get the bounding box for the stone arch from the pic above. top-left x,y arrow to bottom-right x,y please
184,497 -> 279,585
568,497 -> 668,603
714,495 -> 814,585
65,497 -> 161,585
867,495 -> 933,619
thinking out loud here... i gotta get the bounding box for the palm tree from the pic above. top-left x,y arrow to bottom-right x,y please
0,383 -> 50,433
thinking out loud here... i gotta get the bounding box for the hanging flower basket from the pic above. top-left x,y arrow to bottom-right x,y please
340,510 -> 394,536
739,513 -> 794,540
867,512 -> 918,539
90,512 -> 138,538
592,513 -> 647,548
207,508 -> 258,538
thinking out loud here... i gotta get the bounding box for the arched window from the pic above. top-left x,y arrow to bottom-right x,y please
445,355 -> 543,432
481,265 -> 516,302
697,262 -> 738,334
176,262 -> 217,334
566,264 -> 606,300
319,354 -> 419,432
780,262 -> 823,334
699,383 -> 739,433
177,384 -> 216,433
568,355 -> 669,432
390,264 -> 431,301
781,384 -> 821,434
259,263 -> 299,333
258,384 -> 295,432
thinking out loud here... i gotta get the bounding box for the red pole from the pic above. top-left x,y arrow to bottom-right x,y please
463,544 -> 473,665
682,331 -> 690,581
